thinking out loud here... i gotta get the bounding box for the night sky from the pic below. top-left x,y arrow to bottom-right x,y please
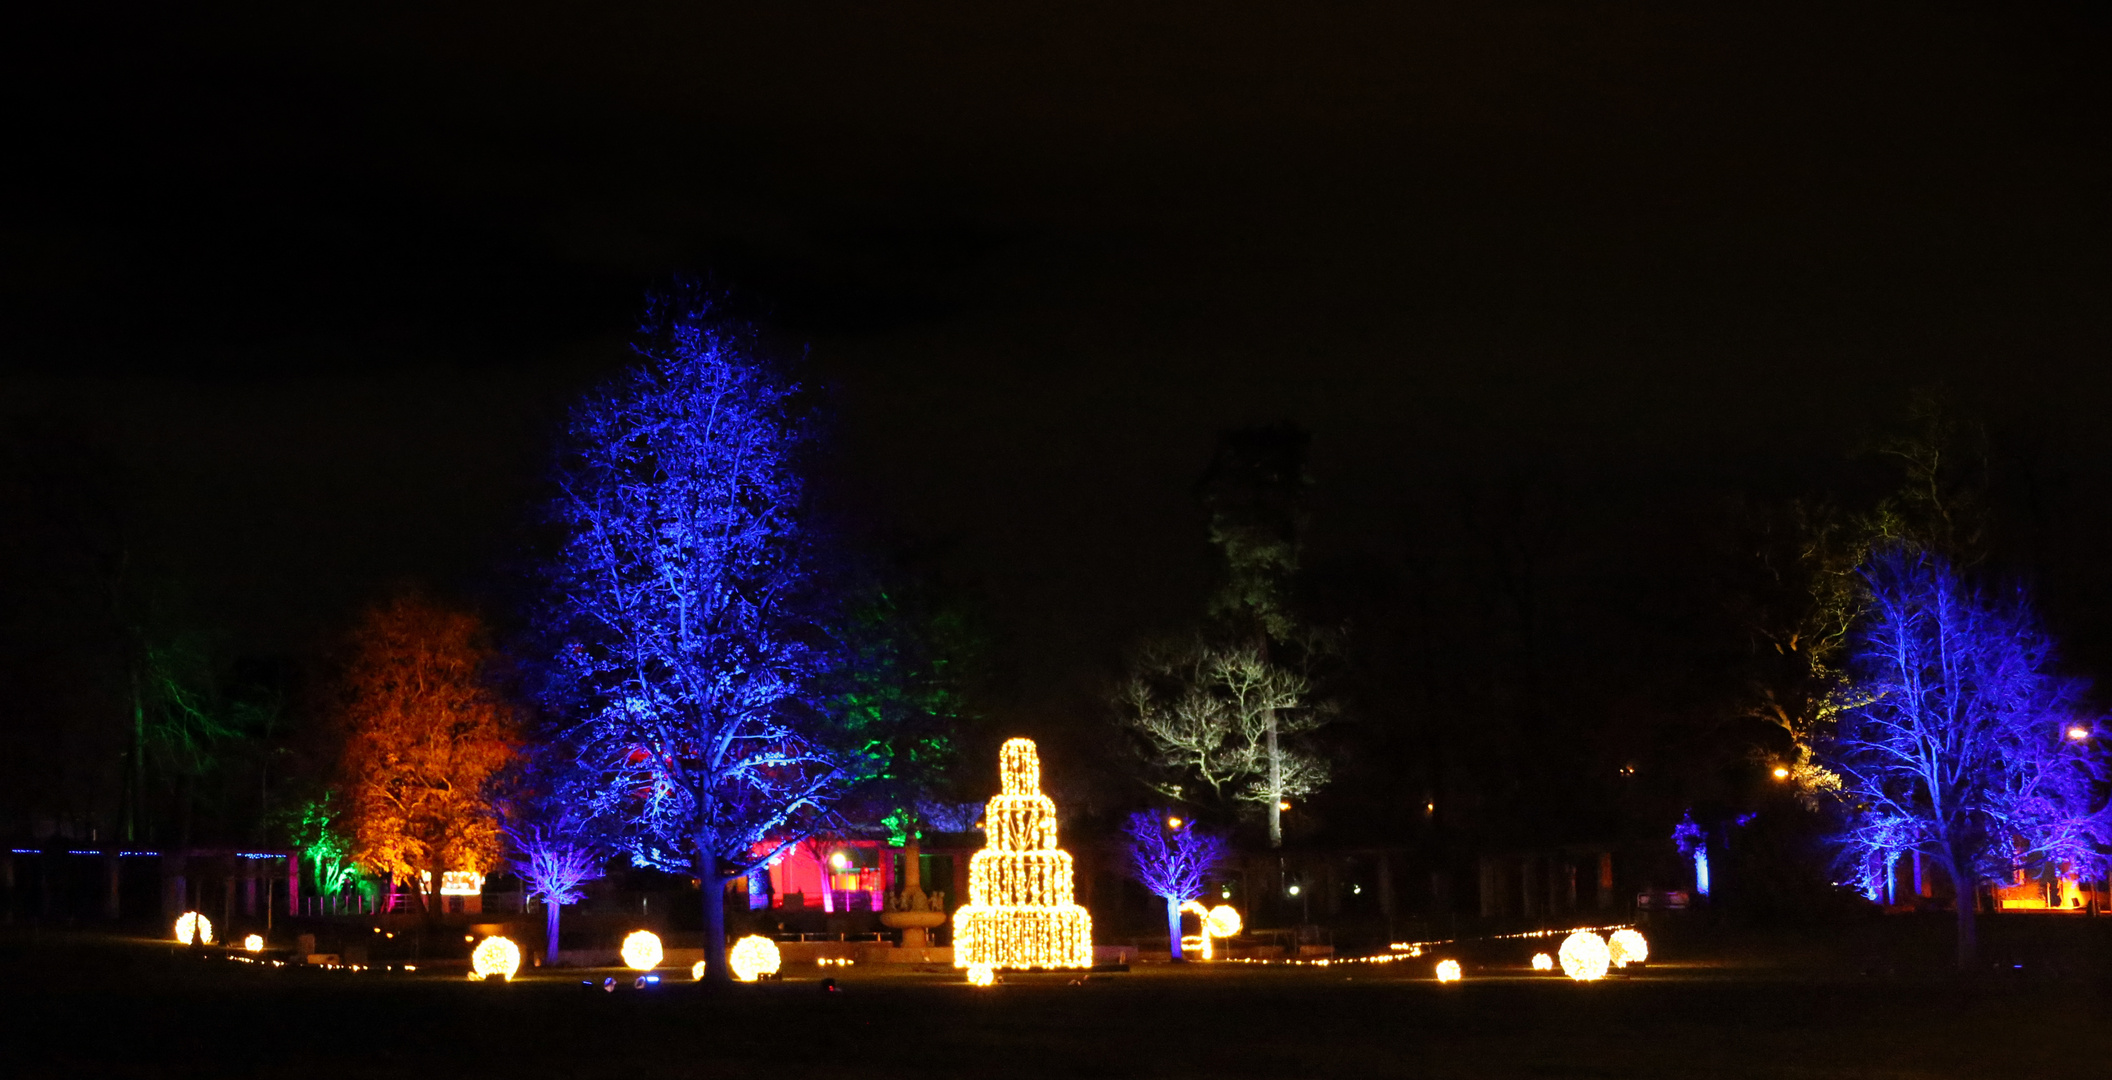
6,1 -> 2109,735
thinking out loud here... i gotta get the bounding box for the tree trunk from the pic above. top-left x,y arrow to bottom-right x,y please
1954,878 -> 1980,972
545,897 -> 563,967
1166,895 -> 1185,960
1265,714 -> 1282,848
698,849 -> 732,984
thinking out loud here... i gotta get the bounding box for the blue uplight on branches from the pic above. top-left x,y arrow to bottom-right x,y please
539,285 -> 845,983
1122,811 -> 1230,961
1822,547 -> 2110,967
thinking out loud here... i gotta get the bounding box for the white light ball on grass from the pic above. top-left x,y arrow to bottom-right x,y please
966,963 -> 995,987
1607,928 -> 1648,967
621,930 -> 663,971
471,936 -> 521,982
174,911 -> 214,945
1434,959 -> 1462,983
1205,904 -> 1242,939
1531,952 -> 1554,971
692,960 -> 707,981
1558,931 -> 1610,981
728,935 -> 781,982
244,934 -> 265,952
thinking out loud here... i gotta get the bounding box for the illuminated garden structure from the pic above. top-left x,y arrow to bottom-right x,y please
953,739 -> 1094,973
1123,809 -> 1229,961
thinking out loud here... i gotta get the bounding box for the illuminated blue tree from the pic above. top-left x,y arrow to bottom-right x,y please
541,287 -> 844,983
1122,810 -> 1230,960
1823,547 -> 2109,969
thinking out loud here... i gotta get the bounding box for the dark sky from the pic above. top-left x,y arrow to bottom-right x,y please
6,1 -> 2110,730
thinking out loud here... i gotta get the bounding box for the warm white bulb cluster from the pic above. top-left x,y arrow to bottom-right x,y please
244,934 -> 265,952
1607,928 -> 1648,967
174,911 -> 214,945
1531,952 -> 1554,971
965,963 -> 996,986
954,739 -> 1093,974
1559,931 -> 1610,981
817,957 -> 855,967
1178,900 -> 1246,959
729,935 -> 781,981
471,935 -> 521,981
621,930 -> 663,971
1434,959 -> 1463,982
691,960 -> 707,981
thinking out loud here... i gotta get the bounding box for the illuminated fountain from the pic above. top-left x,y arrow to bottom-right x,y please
953,739 -> 1093,979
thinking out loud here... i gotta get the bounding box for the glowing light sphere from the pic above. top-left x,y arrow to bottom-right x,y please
1434,959 -> 1462,983
173,911 -> 214,945
1531,952 -> 1555,971
966,963 -> 996,987
1607,928 -> 1649,968
692,960 -> 707,981
1205,904 -> 1242,939
621,930 -> 663,971
728,935 -> 781,982
952,738 -> 1094,972
471,935 -> 521,982
1558,931 -> 1610,982
243,934 -> 265,952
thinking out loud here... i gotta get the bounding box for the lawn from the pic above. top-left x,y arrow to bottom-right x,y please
3,919 -> 2106,1078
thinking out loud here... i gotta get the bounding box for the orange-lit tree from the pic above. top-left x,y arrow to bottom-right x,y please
336,595 -> 520,917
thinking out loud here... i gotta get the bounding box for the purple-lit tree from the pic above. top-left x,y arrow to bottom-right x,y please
1122,810 -> 1230,960
1823,547 -> 2110,969
505,792 -> 605,968
540,287 -> 845,983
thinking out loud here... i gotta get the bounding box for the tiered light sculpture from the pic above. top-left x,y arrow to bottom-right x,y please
621,930 -> 663,971
952,738 -> 1094,974
1607,928 -> 1648,967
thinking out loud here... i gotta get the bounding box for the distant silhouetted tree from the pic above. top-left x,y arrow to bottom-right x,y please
337,595 -> 520,918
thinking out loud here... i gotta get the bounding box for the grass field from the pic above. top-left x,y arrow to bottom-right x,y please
4,918 -> 2108,1078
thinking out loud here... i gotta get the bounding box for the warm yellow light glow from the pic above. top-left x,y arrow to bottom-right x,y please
966,963 -> 996,986
1435,959 -> 1462,982
174,911 -> 214,945
830,852 -> 848,870
1531,952 -> 1554,971
243,933 -> 264,952
953,738 -> 1094,972
421,870 -> 487,896
1206,904 -> 1242,939
1278,800 -> 1291,811
2069,726 -> 2092,741
471,935 -> 521,981
621,930 -> 663,971
1772,766 -> 1791,780
729,935 -> 781,981
692,960 -> 706,981
1559,931 -> 1610,981
1607,928 -> 1648,967
1166,816 -> 1183,829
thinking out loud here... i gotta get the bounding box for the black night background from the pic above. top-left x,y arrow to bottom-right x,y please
3,3 -> 2110,1076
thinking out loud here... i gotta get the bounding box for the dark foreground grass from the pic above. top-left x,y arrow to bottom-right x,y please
3,921 -> 2108,1079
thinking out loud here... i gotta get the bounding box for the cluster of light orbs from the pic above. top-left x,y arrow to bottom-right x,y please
1530,952 -> 1554,971
471,935 -> 521,982
243,934 -> 265,953
728,935 -> 781,982
621,930 -> 663,971
1434,959 -> 1462,983
1558,930 -> 1610,981
965,963 -> 996,987
173,911 -> 214,945
1607,928 -> 1648,967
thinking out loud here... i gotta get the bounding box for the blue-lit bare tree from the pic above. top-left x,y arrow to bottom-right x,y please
503,758 -> 607,968
1123,810 -> 1230,960
1823,547 -> 2109,969
541,287 -> 844,983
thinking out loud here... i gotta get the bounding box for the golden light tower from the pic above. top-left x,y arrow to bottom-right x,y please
953,738 -> 1094,976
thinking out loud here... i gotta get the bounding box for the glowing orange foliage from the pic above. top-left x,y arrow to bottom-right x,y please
337,595 -> 519,913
